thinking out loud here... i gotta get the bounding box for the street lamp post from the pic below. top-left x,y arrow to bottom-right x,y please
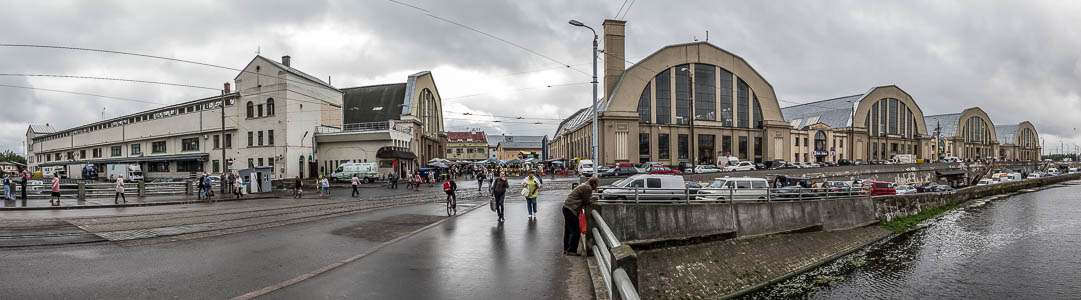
569,19 -> 599,170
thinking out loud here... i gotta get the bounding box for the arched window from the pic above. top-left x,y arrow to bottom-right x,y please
814,131 -> 827,152
266,98 -> 274,115
246,101 -> 254,118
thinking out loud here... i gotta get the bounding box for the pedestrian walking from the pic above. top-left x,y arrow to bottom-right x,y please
492,171 -> 509,222
114,176 -> 126,204
391,172 -> 399,189
196,174 -> 204,200
385,172 -> 394,189
234,176 -> 244,199
50,176 -> 60,206
521,171 -> 542,219
204,174 -> 213,200
320,176 -> 330,197
3,174 -> 10,200
294,176 -> 303,198
351,174 -> 361,197
562,177 -> 598,256
477,171 -> 486,191
413,172 -> 422,191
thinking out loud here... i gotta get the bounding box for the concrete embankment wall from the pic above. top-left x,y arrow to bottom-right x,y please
873,172 -> 1081,221
593,197 -> 877,244
681,161 -> 1039,186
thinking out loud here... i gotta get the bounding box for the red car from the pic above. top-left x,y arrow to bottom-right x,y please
648,167 -> 681,175
866,181 -> 896,196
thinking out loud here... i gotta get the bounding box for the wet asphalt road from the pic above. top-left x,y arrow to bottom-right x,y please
0,185 -> 590,299
264,189 -> 592,299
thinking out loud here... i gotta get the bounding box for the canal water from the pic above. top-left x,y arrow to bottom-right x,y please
746,180 -> 1081,299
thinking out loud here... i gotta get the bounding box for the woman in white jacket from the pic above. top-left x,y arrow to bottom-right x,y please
114,177 -> 126,204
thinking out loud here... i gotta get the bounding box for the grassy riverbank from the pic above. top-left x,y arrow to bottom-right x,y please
879,201 -> 962,232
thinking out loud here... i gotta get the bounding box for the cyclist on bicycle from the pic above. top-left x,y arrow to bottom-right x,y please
443,176 -> 457,210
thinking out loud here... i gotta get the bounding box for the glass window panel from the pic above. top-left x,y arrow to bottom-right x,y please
658,133 -> 670,160
678,134 -> 689,160
637,82 -> 651,123
694,64 -> 715,121
737,79 -> 749,128
675,64 -> 691,125
718,68 -> 733,127
655,69 -> 671,124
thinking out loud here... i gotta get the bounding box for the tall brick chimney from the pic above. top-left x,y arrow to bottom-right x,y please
282,55 -> 291,67
602,19 -> 626,99
224,82 -> 231,94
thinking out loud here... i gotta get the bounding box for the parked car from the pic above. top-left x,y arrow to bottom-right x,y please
678,162 -> 695,174
724,161 -> 756,172
809,162 -> 822,168
597,174 -> 687,201
773,175 -> 813,188
755,163 -> 767,170
697,177 -> 771,201
771,185 -> 813,200
867,181 -> 896,196
976,179 -> 995,186
895,185 -> 917,195
837,159 -> 853,166
595,166 -> 612,177
648,167 -> 681,175
821,181 -> 857,196
1027,173 -> 1042,179
685,181 -> 703,195
694,165 -> 722,174
916,182 -> 943,193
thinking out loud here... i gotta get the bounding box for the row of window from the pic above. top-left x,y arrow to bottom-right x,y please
35,99 -> 234,142
247,130 -> 275,147
34,135 -> 234,164
447,147 -> 486,154
866,98 -> 919,138
638,133 -> 763,163
636,63 -> 763,129
1018,127 -> 1037,148
792,133 -> 845,150
246,98 -> 275,118
963,116 -> 992,144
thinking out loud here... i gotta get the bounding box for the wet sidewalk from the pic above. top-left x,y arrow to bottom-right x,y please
0,192 -> 282,210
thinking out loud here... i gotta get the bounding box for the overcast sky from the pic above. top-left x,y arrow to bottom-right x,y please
2,0 -> 1080,155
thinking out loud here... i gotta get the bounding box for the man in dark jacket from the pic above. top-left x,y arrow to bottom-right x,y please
562,177 -> 598,256
491,172 -> 509,222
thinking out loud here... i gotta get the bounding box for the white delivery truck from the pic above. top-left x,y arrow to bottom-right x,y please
105,164 -> 143,181
42,166 -> 67,179
331,162 -> 379,183
716,156 -> 740,168
890,154 -> 916,164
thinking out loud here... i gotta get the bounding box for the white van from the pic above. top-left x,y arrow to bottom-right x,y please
716,156 -> 740,168
723,161 -> 756,172
331,162 -> 379,183
598,174 -> 687,201
696,177 -> 770,201
977,179 -> 994,186
577,159 -> 595,176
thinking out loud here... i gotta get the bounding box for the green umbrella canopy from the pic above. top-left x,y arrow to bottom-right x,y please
506,159 -> 524,164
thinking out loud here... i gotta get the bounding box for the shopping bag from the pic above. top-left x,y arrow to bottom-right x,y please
579,209 -> 587,234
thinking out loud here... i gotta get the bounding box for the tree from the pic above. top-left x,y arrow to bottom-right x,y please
0,150 -> 27,165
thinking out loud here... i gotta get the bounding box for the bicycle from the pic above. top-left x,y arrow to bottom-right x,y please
446,193 -> 457,216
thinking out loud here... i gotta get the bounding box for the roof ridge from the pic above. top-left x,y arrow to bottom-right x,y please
781,94 -> 863,109
341,82 -> 408,90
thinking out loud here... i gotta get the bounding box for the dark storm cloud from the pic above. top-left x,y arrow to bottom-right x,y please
1,0 -> 1079,154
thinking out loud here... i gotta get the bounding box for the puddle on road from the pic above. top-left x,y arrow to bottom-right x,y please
331,214 -> 445,242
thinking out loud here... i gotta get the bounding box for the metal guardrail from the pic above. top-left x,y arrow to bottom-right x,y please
590,209 -> 640,300
595,186 -> 872,203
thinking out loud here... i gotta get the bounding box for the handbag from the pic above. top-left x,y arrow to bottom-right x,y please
578,209 -> 587,234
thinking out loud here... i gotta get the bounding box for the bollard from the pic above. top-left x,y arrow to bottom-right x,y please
138,180 -> 146,197
185,180 -> 192,195
77,182 -> 86,200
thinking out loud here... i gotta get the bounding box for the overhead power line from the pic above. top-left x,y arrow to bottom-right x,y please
0,73 -> 220,90
0,83 -> 166,106
442,82 -> 590,101
383,0 -> 590,77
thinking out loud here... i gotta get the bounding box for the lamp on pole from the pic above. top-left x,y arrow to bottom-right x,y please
569,19 -> 599,170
